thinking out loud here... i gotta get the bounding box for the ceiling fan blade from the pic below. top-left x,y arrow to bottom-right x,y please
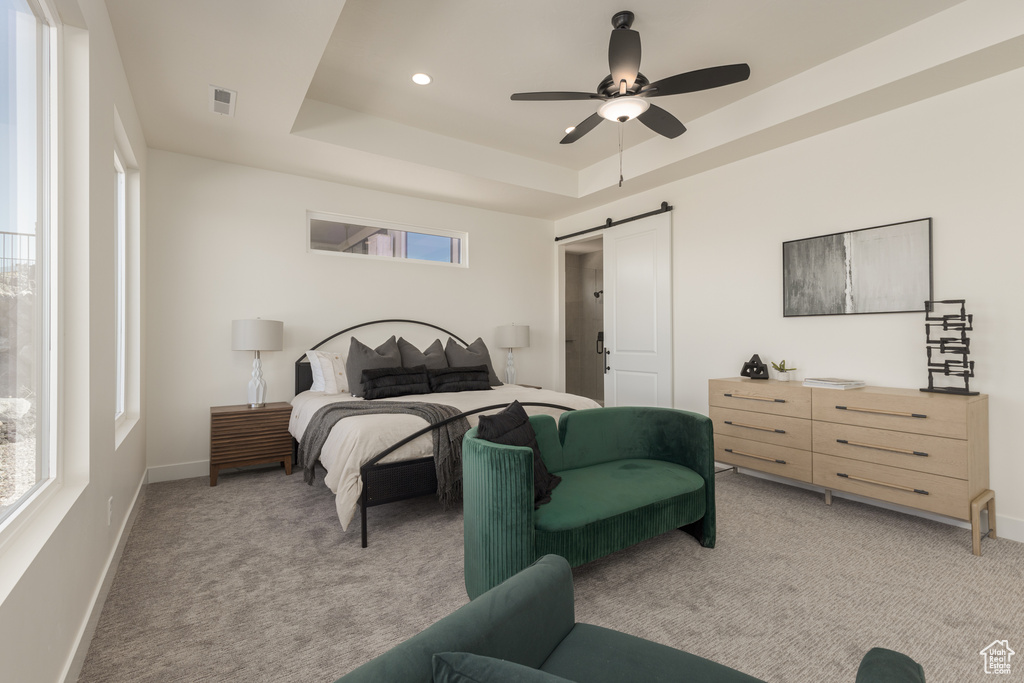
643,63 -> 750,97
608,28 -> 641,92
560,113 -> 604,144
511,91 -> 604,101
637,104 -> 686,139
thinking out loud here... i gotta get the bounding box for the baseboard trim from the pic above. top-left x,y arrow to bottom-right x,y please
61,469 -> 148,683
718,463 -> 1024,545
147,459 -> 208,483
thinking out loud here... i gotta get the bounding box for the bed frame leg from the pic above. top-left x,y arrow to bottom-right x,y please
361,503 -> 368,548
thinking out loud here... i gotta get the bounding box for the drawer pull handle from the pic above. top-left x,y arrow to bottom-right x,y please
835,405 -> 927,419
836,472 -> 929,495
724,420 -> 786,434
836,439 -> 928,457
724,392 -> 786,403
724,447 -> 786,465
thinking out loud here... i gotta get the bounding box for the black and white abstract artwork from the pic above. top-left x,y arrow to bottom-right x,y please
783,218 -> 932,317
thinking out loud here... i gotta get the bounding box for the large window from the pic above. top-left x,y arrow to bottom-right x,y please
114,150 -> 125,420
308,212 -> 467,266
0,0 -> 54,525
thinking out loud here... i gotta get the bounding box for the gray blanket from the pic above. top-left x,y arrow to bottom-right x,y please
297,401 -> 471,509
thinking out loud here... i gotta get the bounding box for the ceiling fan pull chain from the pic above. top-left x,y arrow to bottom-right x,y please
614,124 -> 622,187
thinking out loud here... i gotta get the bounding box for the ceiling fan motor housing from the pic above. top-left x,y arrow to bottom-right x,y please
611,11 -> 635,29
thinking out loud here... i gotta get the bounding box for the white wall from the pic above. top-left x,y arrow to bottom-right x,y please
555,66 -> 1024,539
0,0 -> 149,681
145,151 -> 555,479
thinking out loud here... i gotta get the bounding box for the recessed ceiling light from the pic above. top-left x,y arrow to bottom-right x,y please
412,73 -> 432,85
565,126 -> 576,134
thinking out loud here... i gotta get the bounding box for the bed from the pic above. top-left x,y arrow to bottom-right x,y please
290,320 -> 601,546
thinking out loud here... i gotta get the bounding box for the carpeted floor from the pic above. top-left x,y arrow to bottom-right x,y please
78,466 -> 1024,682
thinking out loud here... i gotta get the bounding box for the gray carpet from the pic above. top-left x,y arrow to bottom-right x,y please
78,467 -> 1024,683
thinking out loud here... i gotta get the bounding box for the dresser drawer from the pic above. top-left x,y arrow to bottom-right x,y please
716,434 -> 812,483
811,387 -> 972,439
813,422 -> 967,480
710,406 -> 811,450
813,453 -> 968,520
709,379 -> 811,419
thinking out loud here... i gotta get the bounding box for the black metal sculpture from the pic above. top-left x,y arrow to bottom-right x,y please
740,354 -> 770,380
921,299 -> 978,395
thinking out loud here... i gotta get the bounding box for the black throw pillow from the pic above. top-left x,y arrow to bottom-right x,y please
360,365 -> 431,400
428,365 -> 492,393
476,400 -> 560,508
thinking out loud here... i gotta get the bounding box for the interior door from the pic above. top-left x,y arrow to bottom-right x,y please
603,211 -> 672,407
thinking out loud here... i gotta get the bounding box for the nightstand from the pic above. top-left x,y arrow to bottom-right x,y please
210,402 -> 293,486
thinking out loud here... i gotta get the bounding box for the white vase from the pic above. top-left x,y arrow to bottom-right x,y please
776,371 -> 791,382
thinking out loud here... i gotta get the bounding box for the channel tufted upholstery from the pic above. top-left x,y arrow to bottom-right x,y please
463,406 -> 716,599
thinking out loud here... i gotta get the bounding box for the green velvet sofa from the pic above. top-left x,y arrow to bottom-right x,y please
333,555 -> 925,683
463,406 -> 716,599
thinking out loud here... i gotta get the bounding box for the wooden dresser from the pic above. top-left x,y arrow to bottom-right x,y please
709,378 -> 994,554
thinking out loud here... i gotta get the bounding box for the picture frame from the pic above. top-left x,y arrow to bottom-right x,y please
782,218 -> 932,317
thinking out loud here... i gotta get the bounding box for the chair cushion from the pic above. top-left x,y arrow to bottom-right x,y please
540,623 -> 766,683
855,648 -> 926,683
534,459 -> 706,566
433,652 -> 574,683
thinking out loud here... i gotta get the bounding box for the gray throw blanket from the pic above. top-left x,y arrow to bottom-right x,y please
297,401 -> 470,509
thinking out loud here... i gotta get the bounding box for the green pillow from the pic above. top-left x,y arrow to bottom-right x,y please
432,652 -> 573,683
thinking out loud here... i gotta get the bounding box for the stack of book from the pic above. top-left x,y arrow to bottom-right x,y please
802,377 -> 866,390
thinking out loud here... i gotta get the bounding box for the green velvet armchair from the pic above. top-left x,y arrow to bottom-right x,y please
333,555 -> 926,683
463,406 -> 716,599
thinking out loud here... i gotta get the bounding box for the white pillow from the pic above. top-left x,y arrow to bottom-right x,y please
306,350 -> 327,391
306,350 -> 348,394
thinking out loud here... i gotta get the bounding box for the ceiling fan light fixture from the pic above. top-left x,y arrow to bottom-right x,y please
598,96 -> 649,123
411,73 -> 432,85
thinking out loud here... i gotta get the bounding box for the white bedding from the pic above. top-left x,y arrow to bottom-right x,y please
289,385 -> 601,530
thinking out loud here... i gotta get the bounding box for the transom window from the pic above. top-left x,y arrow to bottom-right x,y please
307,212 -> 467,266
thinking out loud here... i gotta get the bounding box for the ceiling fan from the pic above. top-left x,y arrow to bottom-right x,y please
511,10 -> 750,144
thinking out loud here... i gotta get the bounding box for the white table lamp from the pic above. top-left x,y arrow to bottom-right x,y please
232,318 -> 283,408
495,324 -> 530,385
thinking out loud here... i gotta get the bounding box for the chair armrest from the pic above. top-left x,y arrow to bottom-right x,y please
856,648 -> 926,683
334,556 -> 576,683
463,431 -> 537,599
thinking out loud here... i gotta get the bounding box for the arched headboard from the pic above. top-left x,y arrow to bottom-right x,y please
294,319 -> 471,395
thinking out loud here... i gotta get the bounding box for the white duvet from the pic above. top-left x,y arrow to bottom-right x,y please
289,385 -> 601,530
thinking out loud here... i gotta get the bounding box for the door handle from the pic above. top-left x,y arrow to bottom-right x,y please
604,348 -> 610,374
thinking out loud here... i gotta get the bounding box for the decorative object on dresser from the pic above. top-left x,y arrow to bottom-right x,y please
210,402 -> 292,486
739,354 -> 769,379
231,318 -> 284,408
709,377 -> 994,555
783,218 -> 932,317
495,323 -> 530,385
771,359 -> 796,381
921,299 -> 978,395
803,377 -> 866,389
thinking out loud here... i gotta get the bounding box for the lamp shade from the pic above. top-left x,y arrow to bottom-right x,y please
232,319 -> 283,351
495,324 -> 530,349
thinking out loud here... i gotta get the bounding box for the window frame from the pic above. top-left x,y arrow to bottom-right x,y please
0,0 -> 59,536
114,149 -> 126,423
306,211 -> 469,268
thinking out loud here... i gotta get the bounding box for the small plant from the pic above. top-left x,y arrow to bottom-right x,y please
771,360 -> 796,373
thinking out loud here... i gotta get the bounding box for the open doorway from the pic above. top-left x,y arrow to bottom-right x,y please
564,237 -> 604,405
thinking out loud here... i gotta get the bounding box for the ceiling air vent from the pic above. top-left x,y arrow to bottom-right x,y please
209,86 -> 236,116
